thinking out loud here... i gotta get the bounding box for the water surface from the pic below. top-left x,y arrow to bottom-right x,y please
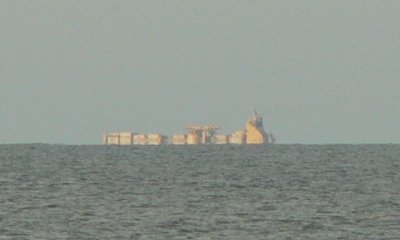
1,144 -> 399,239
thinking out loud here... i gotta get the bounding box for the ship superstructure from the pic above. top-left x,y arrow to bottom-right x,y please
245,111 -> 268,144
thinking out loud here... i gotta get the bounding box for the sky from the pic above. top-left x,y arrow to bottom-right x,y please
1,1 -> 399,144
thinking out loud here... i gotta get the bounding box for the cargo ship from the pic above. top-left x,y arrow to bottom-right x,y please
103,111 -> 274,145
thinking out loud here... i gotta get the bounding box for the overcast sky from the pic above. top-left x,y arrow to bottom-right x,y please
1,1 -> 399,144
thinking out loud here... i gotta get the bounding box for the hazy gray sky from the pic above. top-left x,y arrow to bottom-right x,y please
1,1 -> 399,144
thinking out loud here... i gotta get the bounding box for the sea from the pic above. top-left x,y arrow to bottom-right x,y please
0,144 -> 399,239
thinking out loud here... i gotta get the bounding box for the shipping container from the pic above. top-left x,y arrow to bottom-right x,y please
171,134 -> 186,145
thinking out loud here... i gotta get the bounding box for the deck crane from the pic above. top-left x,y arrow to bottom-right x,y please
185,125 -> 220,144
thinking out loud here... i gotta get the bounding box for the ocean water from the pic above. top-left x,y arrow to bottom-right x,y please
0,144 -> 399,239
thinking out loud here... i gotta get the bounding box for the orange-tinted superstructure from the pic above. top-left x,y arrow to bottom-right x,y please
245,111 -> 268,144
